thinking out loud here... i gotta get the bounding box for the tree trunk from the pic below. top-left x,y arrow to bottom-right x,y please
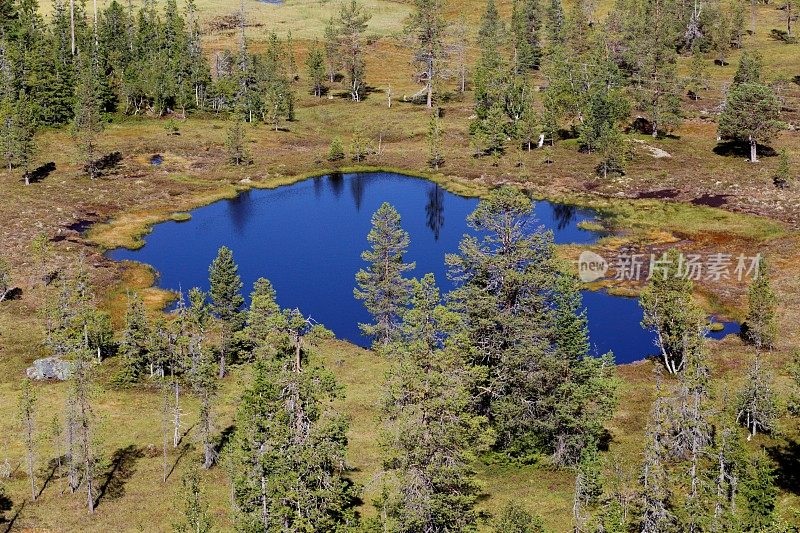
749,136 -> 758,162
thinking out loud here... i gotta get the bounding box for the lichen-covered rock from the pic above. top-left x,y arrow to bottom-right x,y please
26,357 -> 72,381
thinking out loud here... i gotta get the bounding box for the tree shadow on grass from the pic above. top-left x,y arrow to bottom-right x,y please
767,438 -> 800,494
713,140 -> 778,158
1,499 -> 23,532
94,445 -> 145,508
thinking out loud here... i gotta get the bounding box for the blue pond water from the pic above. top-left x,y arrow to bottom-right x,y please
109,171 -> 738,364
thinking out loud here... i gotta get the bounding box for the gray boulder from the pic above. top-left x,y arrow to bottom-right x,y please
26,357 -> 72,381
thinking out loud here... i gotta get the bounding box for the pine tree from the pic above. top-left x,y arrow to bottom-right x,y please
743,258 -> 777,349
427,111 -> 444,169
686,44 -> 708,100
718,82 -> 782,163
327,136 -> 345,161
305,41 -> 326,97
736,353 -> 778,438
227,307 -> 357,530
640,249 -> 705,375
511,0 -> 542,72
10,92 -> 37,184
733,50 -> 763,87
18,378 -> 37,501
186,288 -> 218,469
225,117 -> 251,165
408,0 -> 447,108
355,202 -> 415,347
208,246 -> 244,378
376,274 -> 490,531
773,148 -> 792,188
173,464 -> 213,533
334,0 -> 371,101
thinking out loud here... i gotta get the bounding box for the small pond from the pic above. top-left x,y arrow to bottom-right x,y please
109,172 -> 738,364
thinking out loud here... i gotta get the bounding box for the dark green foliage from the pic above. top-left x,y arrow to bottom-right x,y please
774,148 -> 792,188
354,203 -> 415,347
305,41 -> 326,97
718,82 -> 782,162
407,0 -> 447,107
491,502 -> 545,532
743,259 -> 778,349
740,450 -> 778,530
375,274 -> 490,531
427,111 -> 444,169
225,117 -> 251,165
173,465 -> 213,533
640,249 -> 704,375
327,136 -> 345,161
446,187 -> 616,464
511,0 -> 542,71
227,290 -> 357,531
209,246 -> 244,377
116,292 -> 151,385
733,50 -> 763,86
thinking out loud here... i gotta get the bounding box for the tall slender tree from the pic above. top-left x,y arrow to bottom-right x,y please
208,246 -> 244,378
355,203 -> 416,347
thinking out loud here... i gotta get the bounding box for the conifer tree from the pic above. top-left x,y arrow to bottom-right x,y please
225,117 -> 251,165
427,111 -> 444,169
740,450 -> 778,530
718,82 -> 782,163
511,0 -> 542,71
69,347 -> 99,512
638,377 -> 675,532
305,41 -> 326,97
743,258 -> 777,349
73,45 -> 104,179
0,257 -> 11,302
227,306 -> 356,530
334,0 -> 371,101
491,502 -> 545,532
208,246 -> 244,378
687,43 -> 708,100
18,378 -> 37,501
327,136 -> 345,161
640,249 -> 704,374
773,148 -> 792,188
354,202 -> 416,347
117,291 -> 151,384
733,50 -> 763,87
173,464 -> 213,533
376,274 -> 490,531
736,353 -> 778,438
408,0 -> 447,108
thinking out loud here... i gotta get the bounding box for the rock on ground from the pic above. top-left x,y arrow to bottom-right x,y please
26,357 -> 72,381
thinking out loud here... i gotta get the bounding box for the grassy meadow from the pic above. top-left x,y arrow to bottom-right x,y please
1,0 -> 800,530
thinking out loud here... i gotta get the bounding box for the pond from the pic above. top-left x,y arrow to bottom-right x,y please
109,171 -> 738,364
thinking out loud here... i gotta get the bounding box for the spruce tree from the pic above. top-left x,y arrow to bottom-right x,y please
227,309 -> 357,530
173,464 -> 213,533
72,45 -> 104,179
773,148 -> 792,188
354,202 -> 415,347
640,249 -> 704,374
18,378 -> 37,501
208,246 -> 244,378
743,258 -> 777,349
117,291 -> 151,384
740,450 -> 778,530
225,117 -> 251,165
736,353 -> 778,438
376,274 -> 490,531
